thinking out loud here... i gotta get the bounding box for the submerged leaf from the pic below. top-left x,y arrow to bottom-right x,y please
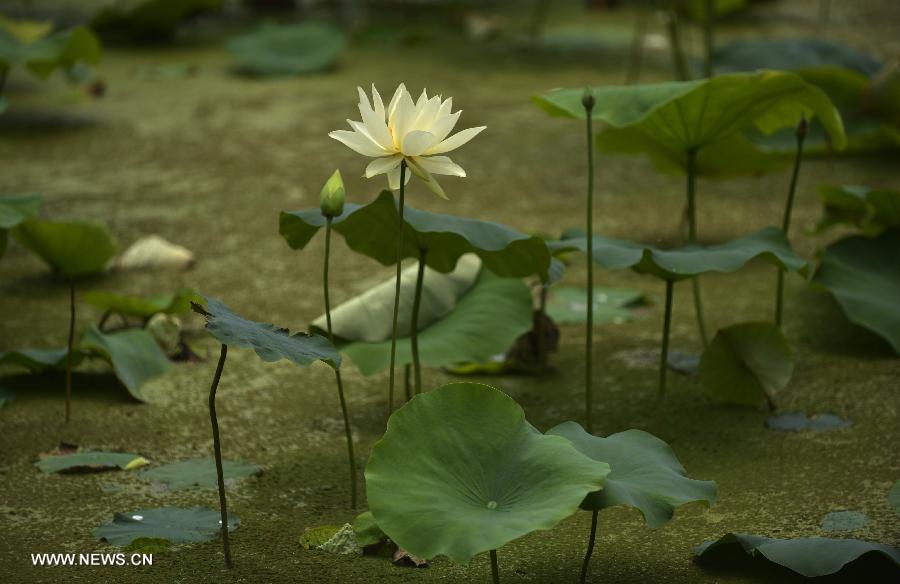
339,269 -> 533,376
192,296 -> 340,369
81,326 -> 172,401
141,459 -> 261,491
548,422 -> 716,527
765,412 -> 852,432
821,511 -> 871,533
365,383 -> 610,564
12,218 -> 117,279
281,190 -> 552,280
94,506 -> 239,546
35,451 -> 149,474
811,231 -> 900,354
699,322 -> 793,407
227,22 -> 345,76
695,532 -> 900,578
545,286 -> 646,324
551,226 -> 806,281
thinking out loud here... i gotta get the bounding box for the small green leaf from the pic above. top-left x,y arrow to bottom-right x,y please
12,218 -> 117,279
365,382 -> 610,564
281,190 -> 552,280
84,288 -> 196,319
192,296 -> 341,369
545,286 -> 646,324
93,506 -> 239,546
227,22 -> 345,76
548,422 -> 716,527
81,326 -> 171,401
812,231 -> 900,354
141,459 -> 261,491
695,532 -> 900,578
699,322 -> 793,407
35,452 -> 149,474
551,226 -> 806,281
821,510 -> 871,532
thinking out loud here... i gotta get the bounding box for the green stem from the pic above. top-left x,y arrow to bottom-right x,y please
686,149 -> 708,347
490,549 -> 500,584
208,344 -> 232,569
659,279 -> 674,400
625,0 -> 649,84
584,96 -> 595,434
65,281 -> 75,423
404,364 -> 412,402
775,117 -> 807,329
387,161 -> 407,415
537,283 -> 548,374
703,0 -> 715,78
410,248 -> 427,395
324,217 -> 358,509
579,510 -> 599,584
665,3 -> 690,81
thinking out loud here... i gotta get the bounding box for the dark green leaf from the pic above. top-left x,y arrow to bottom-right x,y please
35,452 -> 149,474
337,269 -> 533,376
353,511 -> 386,548
699,322 -> 793,407
192,296 -> 341,369
545,286 -> 646,324
92,0 -> 222,43
12,218 -> 117,279
551,226 -> 806,281
141,459 -> 261,491
81,326 -> 172,401
84,288 -> 196,319
811,231 -> 900,354
93,506 -> 239,546
695,532 -> 900,578
712,38 -> 881,77
814,185 -> 900,236
365,382 -> 610,563
227,22 -> 345,76
548,422 -> 716,527
280,190 -> 552,280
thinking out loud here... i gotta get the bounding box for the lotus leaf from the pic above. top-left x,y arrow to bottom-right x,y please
12,218 -> 117,279
141,459 -> 262,491
94,506 -> 239,546
227,22 -> 345,76
814,185 -> 900,236
84,288 -> 196,319
0,25 -> 100,80
81,326 -> 171,401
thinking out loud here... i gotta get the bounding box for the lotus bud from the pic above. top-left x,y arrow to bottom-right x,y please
796,115 -> 808,141
582,87 -> 596,113
320,169 -> 346,217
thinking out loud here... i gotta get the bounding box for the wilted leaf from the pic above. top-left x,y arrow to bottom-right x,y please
227,22 -> 345,76
281,190 -> 552,280
551,226 -> 806,281
695,532 -> 900,578
81,326 -> 172,401
765,412 -> 852,432
116,235 -> 194,271
812,231 -> 900,354
12,218 -> 117,279
84,288 -> 196,319
141,459 -> 261,491
365,382 -> 610,563
393,547 -> 428,568
821,511 -> 871,533
548,422 -> 716,527
94,506 -> 239,546
192,296 -> 340,369
699,322 -> 793,407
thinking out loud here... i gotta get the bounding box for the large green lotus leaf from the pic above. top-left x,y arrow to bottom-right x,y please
84,288 -> 195,319
227,22 -> 345,76
534,72 -> 846,175
192,296 -> 340,369
545,286 -> 645,325
339,270 -> 533,376
551,226 -> 806,282
712,38 -> 882,77
0,25 -> 101,79
81,326 -> 171,402
0,347 -> 89,371
35,452 -> 148,474
814,185 -> 900,236
548,422 -> 716,527
91,0 -> 222,43
695,532 -> 900,578
811,231 -> 900,353
365,383 -> 610,564
699,322 -> 793,407
280,190 -> 552,280
141,459 -> 261,491
12,218 -> 117,279
93,506 -> 239,546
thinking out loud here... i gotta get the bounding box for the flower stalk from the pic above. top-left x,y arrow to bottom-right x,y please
659,279 -> 675,399
65,281 -> 75,423
410,247 -> 427,395
583,88 -> 596,433
686,148 -> 709,347
208,343 -> 232,568
387,162 -> 407,413
775,116 -> 807,329
579,509 -> 600,584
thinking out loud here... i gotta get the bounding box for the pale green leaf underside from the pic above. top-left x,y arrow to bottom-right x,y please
12,218 -> 117,279
548,422 -> 716,527
366,383 -> 610,564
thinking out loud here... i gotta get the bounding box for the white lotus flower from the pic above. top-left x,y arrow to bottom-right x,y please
328,83 -> 486,199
